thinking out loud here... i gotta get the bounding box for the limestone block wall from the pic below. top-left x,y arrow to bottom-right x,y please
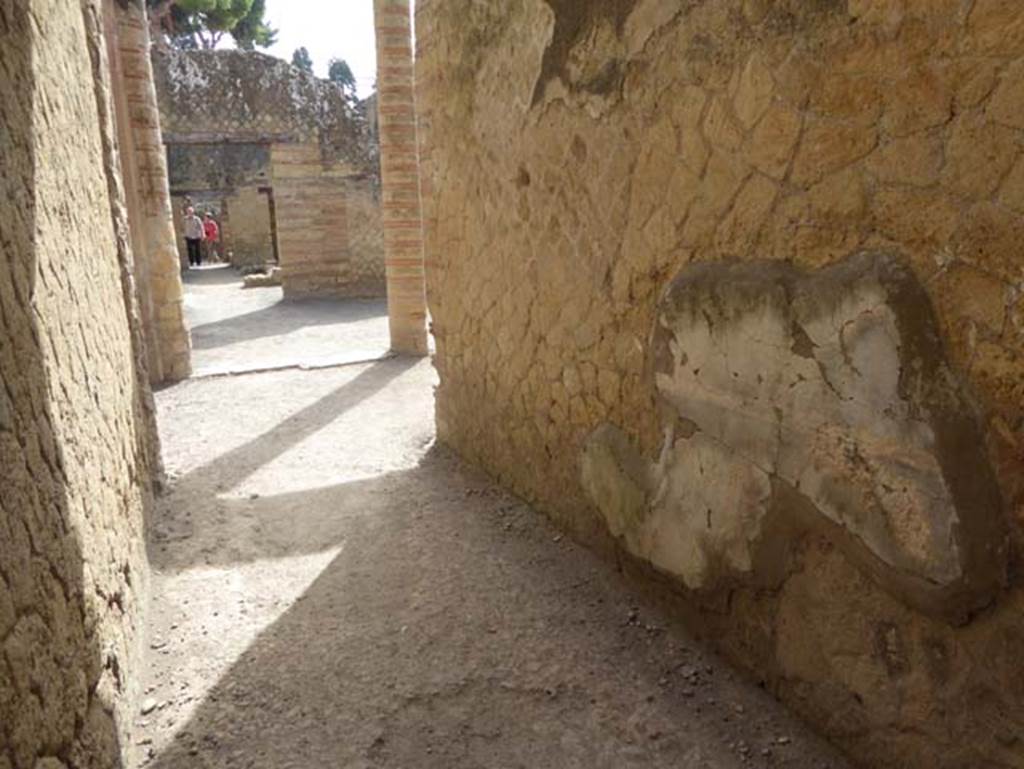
1,1 -> 154,766
153,50 -> 385,297
153,50 -> 369,154
415,1 -> 1024,767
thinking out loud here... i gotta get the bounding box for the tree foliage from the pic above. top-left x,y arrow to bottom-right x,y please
227,0 -> 276,50
328,58 -> 357,100
147,0 -> 276,50
291,47 -> 314,73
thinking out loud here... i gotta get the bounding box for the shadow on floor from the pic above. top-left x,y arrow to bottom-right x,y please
149,357 -> 417,571
188,298 -> 387,352
145,446 -> 842,769
140,356 -> 850,769
182,264 -> 247,287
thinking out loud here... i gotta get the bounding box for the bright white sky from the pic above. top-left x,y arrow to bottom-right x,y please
259,1 -> 384,98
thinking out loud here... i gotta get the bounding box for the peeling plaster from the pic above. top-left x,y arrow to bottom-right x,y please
583,252 -> 1008,624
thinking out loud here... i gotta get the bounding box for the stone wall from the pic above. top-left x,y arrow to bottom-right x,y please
1,1 -> 155,766
415,1 -> 1024,766
153,50 -> 385,296
346,179 -> 387,293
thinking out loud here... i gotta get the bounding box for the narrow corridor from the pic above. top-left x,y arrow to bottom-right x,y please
9,2 -> 1023,766
133,279 -> 852,769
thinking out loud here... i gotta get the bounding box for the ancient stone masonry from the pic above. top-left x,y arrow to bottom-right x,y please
374,0 -> 429,355
415,1 -> 1024,767
152,49 -> 385,299
104,0 -> 192,384
1,1 -> 155,766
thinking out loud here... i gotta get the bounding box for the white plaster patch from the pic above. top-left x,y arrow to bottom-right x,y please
643,434 -> 772,587
581,255 -> 994,600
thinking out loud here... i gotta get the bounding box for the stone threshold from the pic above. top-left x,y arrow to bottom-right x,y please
189,348 -> 396,380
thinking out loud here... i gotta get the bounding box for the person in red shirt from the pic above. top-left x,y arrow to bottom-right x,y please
202,212 -> 221,263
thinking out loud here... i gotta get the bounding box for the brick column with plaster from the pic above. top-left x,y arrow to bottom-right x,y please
374,0 -> 429,355
106,0 -> 192,382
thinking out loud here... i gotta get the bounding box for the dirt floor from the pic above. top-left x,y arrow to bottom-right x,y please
183,265 -> 391,376
132,273 -> 853,768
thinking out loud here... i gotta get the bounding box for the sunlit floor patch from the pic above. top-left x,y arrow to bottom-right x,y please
181,266 -> 391,377
220,414 -> 435,499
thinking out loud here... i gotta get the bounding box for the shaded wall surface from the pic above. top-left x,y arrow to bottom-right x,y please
415,1 -> 1024,767
153,50 -> 385,297
1,1 -> 154,766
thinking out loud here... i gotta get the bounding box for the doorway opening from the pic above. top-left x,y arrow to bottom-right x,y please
155,49 -> 400,376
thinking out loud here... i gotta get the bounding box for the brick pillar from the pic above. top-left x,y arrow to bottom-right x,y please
105,0 -> 192,382
374,0 -> 429,356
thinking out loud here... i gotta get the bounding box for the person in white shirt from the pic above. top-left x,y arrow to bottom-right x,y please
183,206 -> 205,267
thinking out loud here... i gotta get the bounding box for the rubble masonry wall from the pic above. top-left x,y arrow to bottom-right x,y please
415,2 -> 1024,766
